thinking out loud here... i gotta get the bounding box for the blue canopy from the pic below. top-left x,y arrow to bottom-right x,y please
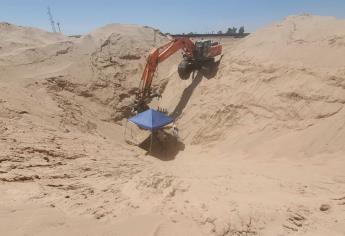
128,109 -> 173,130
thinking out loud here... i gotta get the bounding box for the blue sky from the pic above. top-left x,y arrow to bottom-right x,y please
1,0 -> 345,35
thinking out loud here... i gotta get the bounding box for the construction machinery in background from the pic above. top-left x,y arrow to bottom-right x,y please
134,37 -> 222,113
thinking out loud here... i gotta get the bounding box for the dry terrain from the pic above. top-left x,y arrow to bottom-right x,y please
1,15 -> 345,236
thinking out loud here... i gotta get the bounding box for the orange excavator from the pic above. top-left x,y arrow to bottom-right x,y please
134,37 -> 222,113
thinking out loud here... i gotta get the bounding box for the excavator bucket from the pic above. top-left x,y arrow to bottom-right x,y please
178,60 -> 194,79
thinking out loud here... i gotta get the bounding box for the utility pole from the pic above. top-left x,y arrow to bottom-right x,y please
56,22 -> 61,33
47,6 -> 56,33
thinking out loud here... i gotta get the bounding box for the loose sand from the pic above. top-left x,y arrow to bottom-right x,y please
1,15 -> 345,236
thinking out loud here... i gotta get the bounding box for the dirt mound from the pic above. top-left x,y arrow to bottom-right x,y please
233,15 -> 345,70
0,23 -> 170,135
161,14 -> 345,158
84,24 -> 170,121
0,22 -> 68,55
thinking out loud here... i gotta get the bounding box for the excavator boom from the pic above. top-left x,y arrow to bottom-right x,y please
137,38 -> 194,103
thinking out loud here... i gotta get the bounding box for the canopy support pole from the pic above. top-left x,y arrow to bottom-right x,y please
123,120 -> 128,140
149,131 -> 153,154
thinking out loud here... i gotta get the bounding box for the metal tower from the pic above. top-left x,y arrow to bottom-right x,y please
57,22 -> 61,33
47,7 -> 56,33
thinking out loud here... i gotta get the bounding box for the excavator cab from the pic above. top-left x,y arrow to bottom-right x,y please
178,39 -> 220,79
193,40 -> 212,59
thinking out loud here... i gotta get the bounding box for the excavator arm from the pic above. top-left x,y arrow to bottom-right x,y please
136,38 -> 195,106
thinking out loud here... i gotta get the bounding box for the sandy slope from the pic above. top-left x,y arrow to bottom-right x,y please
1,15 -> 345,236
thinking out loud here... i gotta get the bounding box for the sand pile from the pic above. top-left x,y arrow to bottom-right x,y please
233,15 -> 345,70
161,15 -> 345,158
0,22 -> 67,55
1,15 -> 345,236
0,23 -> 170,134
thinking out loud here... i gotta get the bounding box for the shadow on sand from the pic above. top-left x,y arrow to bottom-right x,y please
170,58 -> 221,119
139,130 -> 185,161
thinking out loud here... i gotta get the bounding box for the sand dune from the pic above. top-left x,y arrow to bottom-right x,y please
1,15 -> 345,236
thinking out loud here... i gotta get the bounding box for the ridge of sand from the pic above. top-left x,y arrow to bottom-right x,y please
233,15 -> 345,70
0,22 -> 69,55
